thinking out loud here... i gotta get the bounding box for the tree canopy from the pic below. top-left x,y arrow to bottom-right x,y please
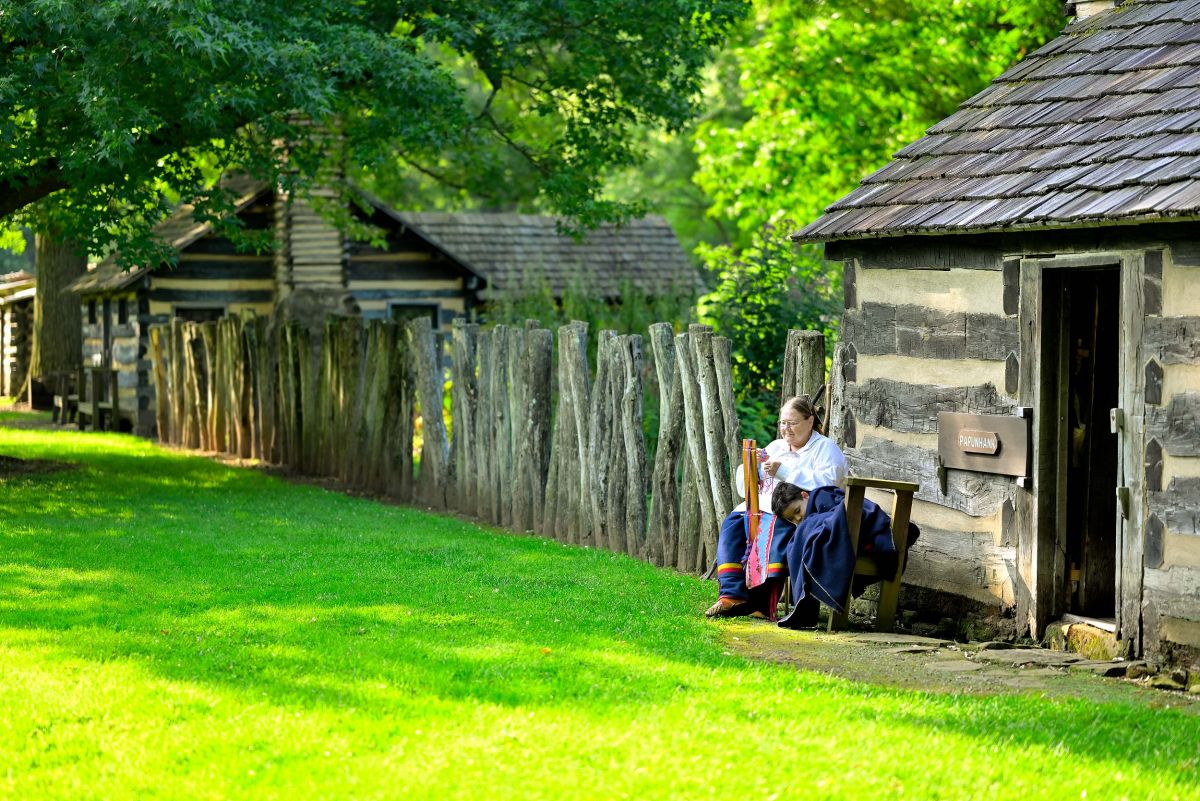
689,0 -> 1065,429
693,0 -> 1066,243
0,0 -> 748,264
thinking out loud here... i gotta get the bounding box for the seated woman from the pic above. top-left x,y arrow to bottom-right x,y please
705,394 -> 847,619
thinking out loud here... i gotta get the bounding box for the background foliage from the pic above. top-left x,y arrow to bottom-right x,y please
688,0 -> 1065,431
0,0 -> 748,265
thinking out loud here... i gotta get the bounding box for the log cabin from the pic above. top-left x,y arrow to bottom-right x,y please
69,177 -> 695,435
0,271 -> 34,399
795,0 -> 1200,663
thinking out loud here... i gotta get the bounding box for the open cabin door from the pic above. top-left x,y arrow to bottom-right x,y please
1019,252 -> 1145,651
1047,268 -> 1121,620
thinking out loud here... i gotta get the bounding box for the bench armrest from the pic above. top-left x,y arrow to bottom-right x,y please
847,476 -> 919,494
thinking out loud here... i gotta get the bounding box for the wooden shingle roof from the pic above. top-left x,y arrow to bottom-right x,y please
795,0 -> 1200,243
396,212 -> 700,299
70,176 -> 271,294
0,270 -> 34,305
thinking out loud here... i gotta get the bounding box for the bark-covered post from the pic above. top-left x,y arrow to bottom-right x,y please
618,334 -> 647,558
473,329 -> 493,520
276,323 -> 299,468
314,318 -> 337,476
199,320 -> 220,452
234,315 -> 253,459
388,321 -> 416,499
169,318 -> 187,447
486,326 -> 510,524
678,456 -> 702,572
517,326 -> 553,533
563,321 -> 592,545
296,322 -> 319,475
149,324 -> 170,444
256,318 -> 278,464
342,318 -> 367,485
588,330 -> 617,550
450,319 -> 479,515
827,341 -> 854,448
675,329 -> 716,571
182,323 -> 206,451
712,336 -> 741,496
541,328 -> 567,540
781,329 -> 827,404
217,317 -> 235,455
693,325 -> 733,519
551,322 -> 588,543
410,317 -> 449,509
243,317 -> 262,461
601,333 -> 626,553
499,325 -> 523,528
647,323 -> 682,567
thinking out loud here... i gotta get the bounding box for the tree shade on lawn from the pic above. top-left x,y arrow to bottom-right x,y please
1,425 -> 1197,800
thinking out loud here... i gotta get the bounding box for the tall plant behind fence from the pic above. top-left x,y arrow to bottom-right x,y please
150,313 -> 824,578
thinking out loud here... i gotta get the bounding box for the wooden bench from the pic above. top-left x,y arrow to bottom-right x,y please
51,370 -> 79,425
77,367 -> 120,432
827,476 -> 919,633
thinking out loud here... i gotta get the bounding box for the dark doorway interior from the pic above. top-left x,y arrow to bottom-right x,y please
1053,268 -> 1120,618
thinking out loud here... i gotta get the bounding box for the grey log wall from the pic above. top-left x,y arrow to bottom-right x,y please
149,315 -> 825,572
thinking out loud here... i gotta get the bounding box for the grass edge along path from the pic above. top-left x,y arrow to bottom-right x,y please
1,425 -> 1198,800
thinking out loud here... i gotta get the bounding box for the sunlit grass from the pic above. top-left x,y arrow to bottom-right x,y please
1,424 -> 1198,800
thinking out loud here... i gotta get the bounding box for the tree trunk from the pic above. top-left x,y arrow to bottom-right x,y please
30,230 -> 86,381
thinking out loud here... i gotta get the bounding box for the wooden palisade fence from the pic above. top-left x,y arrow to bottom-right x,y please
149,314 -> 825,575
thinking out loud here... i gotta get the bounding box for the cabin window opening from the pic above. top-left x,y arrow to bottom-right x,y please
389,302 -> 440,329
88,300 -> 97,325
174,306 -> 226,324
117,298 -> 129,325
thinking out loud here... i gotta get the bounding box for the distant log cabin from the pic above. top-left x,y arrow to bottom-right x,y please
68,177 -> 696,435
0,271 -> 34,398
796,0 -> 1200,664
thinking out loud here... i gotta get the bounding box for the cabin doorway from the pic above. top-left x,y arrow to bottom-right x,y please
1046,267 -> 1120,619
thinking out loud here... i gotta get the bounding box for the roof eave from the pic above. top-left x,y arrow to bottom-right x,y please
791,209 -> 1200,246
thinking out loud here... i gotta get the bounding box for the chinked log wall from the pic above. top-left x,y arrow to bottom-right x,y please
835,253 -> 1019,611
1141,247 -> 1200,656
149,316 -> 823,573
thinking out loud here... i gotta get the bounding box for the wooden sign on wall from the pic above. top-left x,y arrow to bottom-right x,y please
937,410 -> 1030,478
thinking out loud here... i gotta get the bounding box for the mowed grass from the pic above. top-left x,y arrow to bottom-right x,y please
1,425 -> 1198,801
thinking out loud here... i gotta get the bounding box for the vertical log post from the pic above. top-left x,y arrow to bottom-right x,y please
648,324 -> 683,567
675,330 -> 716,572
200,320 -> 220,452
149,324 -> 170,444
494,321 -> 518,527
781,329 -> 827,404
588,330 -> 617,550
563,322 -> 591,544
388,321 -> 416,499
619,334 -> 647,558
712,336 -> 741,497
541,328 -> 567,541
410,317 -> 449,509
296,322 -> 318,475
450,319 -> 479,515
517,326 -> 554,533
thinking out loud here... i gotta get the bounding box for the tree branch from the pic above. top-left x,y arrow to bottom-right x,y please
0,166 -> 67,218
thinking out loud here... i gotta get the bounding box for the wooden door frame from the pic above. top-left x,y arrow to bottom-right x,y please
1015,251 -> 1145,651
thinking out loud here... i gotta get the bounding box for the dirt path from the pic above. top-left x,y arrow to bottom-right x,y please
724,621 -> 1200,712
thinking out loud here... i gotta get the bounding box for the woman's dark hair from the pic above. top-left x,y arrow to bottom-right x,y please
771,481 -> 808,517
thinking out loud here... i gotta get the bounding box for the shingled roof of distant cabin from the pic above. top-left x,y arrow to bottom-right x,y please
70,175 -> 271,294
795,0 -> 1200,244
0,270 -> 35,304
395,212 -> 701,298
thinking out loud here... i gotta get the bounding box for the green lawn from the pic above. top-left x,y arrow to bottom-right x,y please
1,424 -> 1197,800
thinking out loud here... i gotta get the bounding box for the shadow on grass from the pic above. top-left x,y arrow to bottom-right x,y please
1,427 -> 1199,785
